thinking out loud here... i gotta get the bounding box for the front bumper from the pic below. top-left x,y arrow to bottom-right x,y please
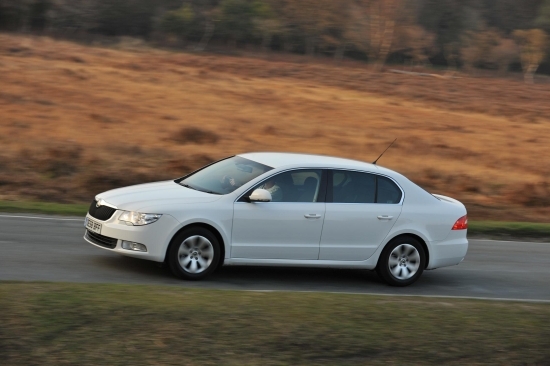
83,212 -> 180,262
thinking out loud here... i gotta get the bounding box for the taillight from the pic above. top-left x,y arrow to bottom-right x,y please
452,215 -> 468,230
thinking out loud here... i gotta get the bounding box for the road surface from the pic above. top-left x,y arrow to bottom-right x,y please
1,214 -> 549,301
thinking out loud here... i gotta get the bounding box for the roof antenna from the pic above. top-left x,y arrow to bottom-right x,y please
372,138 -> 397,165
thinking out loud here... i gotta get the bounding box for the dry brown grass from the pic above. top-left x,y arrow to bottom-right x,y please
1,34 -> 549,221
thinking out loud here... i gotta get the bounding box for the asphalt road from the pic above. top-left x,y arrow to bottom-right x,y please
1,214 -> 549,302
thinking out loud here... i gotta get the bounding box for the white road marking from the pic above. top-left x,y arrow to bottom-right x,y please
0,214 -> 84,222
470,239 -> 550,245
242,289 -> 550,303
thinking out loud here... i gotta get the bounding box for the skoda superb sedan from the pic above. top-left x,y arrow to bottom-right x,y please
84,152 -> 468,286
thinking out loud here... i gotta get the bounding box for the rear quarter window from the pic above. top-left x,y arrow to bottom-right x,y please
377,176 -> 402,204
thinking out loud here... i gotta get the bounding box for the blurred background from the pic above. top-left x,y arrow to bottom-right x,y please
1,0 -> 549,222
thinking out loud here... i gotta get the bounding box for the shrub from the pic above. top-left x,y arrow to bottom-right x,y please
506,181 -> 550,207
18,143 -> 83,178
47,143 -> 82,168
172,127 -> 219,144
158,4 -> 197,42
165,154 -> 213,176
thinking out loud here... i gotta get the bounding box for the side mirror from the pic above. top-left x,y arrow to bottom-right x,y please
249,188 -> 272,202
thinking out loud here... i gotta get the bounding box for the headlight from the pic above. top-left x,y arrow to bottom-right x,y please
119,211 -> 162,226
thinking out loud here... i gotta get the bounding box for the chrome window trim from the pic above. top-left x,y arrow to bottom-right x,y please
234,167 -> 404,205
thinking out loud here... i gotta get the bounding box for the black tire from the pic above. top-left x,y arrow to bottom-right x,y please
168,227 -> 221,280
376,236 -> 426,287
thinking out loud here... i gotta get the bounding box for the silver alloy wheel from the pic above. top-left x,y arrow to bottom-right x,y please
177,235 -> 214,274
388,243 -> 420,280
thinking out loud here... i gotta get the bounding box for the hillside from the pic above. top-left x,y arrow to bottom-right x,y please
1,34 -> 549,221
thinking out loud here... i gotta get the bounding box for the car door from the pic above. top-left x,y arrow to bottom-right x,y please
231,169 -> 327,260
319,170 -> 403,261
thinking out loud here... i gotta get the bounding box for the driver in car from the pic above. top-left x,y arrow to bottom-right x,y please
261,178 -> 283,202
221,175 -> 239,190
221,175 -> 283,201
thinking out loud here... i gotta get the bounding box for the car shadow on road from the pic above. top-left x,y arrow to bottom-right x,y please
92,254 -> 393,290
92,254 -> 469,295
89,255 -> 549,301
212,266 -> 385,289
90,254 -> 178,283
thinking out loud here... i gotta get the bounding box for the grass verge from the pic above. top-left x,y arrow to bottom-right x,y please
468,221 -> 550,241
0,200 -> 88,216
0,282 -> 549,365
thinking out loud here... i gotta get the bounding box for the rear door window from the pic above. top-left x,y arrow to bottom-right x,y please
329,170 -> 402,204
331,171 -> 376,203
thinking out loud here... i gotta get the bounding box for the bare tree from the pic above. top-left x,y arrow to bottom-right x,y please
345,0 -> 401,69
276,0 -> 318,56
370,0 -> 397,69
393,24 -> 436,67
490,38 -> 519,74
251,1 -> 282,55
317,3 -> 351,61
460,29 -> 502,72
0,0 -> 33,32
195,15 -> 215,52
442,41 -> 460,74
513,29 -> 548,84
279,0 -> 347,57
192,2 -> 219,52
49,0 -> 100,37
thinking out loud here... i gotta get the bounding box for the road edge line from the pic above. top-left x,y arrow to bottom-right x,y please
241,289 -> 550,303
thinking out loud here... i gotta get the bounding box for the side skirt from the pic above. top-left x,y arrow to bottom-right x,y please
222,257 -> 377,270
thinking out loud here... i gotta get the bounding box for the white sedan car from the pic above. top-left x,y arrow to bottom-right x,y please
84,152 -> 468,286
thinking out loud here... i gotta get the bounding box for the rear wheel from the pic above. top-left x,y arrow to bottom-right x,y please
377,236 -> 426,287
168,227 -> 220,280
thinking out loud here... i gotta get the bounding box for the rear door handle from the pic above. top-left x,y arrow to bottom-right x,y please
377,215 -> 394,220
304,214 -> 322,219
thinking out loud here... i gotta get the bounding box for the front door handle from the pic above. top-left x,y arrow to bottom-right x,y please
304,214 -> 322,219
377,215 -> 394,220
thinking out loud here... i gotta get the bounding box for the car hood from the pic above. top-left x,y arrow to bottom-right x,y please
96,181 -> 222,212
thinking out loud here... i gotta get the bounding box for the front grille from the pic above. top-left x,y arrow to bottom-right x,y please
88,200 -> 116,221
86,230 -> 118,249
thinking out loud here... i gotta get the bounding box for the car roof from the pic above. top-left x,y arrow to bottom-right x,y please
238,152 -> 396,175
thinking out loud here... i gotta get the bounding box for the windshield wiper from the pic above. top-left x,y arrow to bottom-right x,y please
180,183 -> 197,191
200,190 -> 221,195
181,183 -> 221,195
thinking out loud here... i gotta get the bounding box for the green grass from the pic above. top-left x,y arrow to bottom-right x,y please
1,200 -> 549,240
0,200 -> 88,216
468,221 -> 550,240
0,282 -> 549,365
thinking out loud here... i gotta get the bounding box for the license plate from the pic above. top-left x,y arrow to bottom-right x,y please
86,217 -> 102,234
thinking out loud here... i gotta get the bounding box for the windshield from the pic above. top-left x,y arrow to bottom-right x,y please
178,156 -> 273,195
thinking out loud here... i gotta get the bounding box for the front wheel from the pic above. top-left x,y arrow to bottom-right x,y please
377,236 -> 426,287
168,227 -> 221,280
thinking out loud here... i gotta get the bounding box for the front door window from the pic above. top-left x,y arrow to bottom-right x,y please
253,169 -> 323,202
